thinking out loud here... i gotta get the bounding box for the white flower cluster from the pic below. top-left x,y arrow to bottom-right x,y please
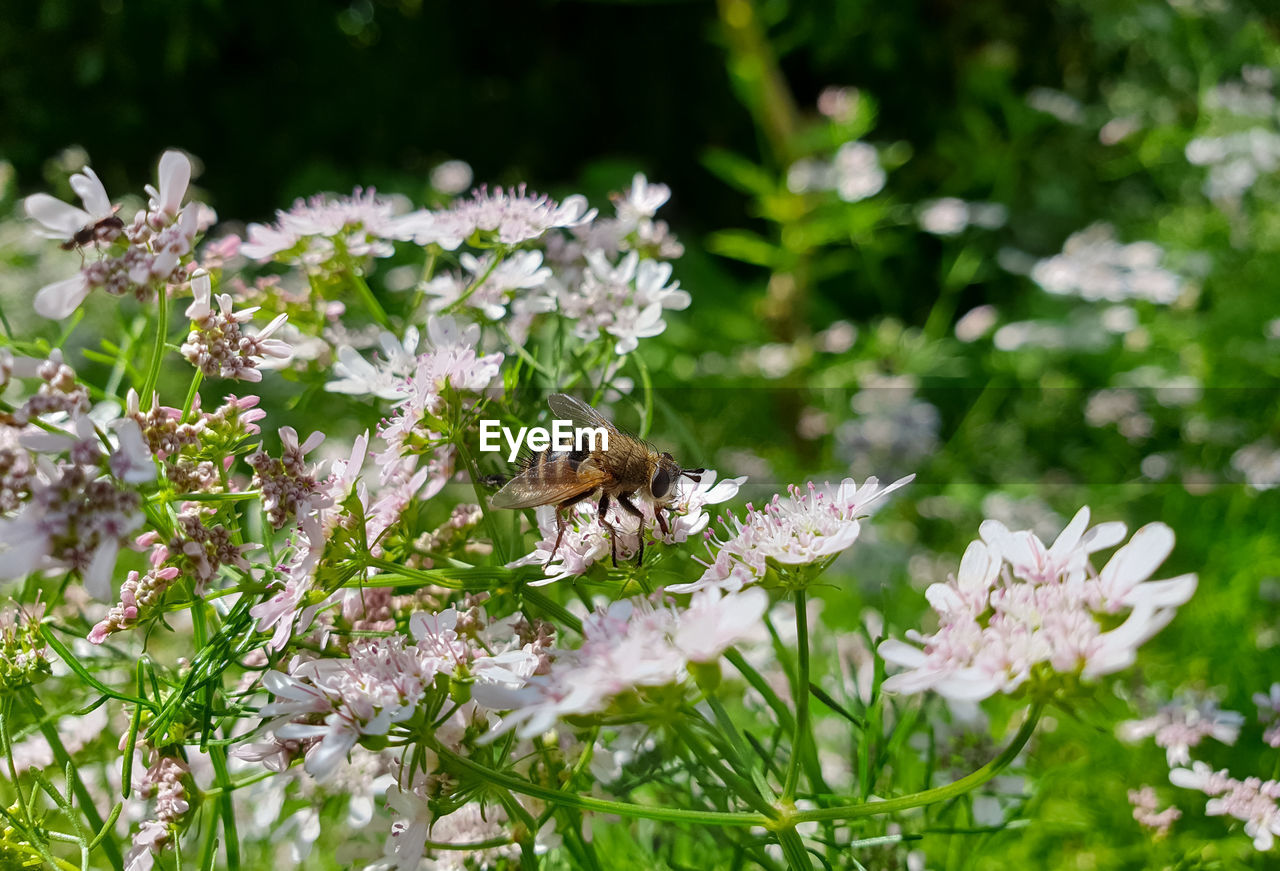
258,607 -> 540,781
478,588 -> 768,739
25,151 -> 204,319
180,271 -> 292,381
1118,694 -> 1244,766
786,141 -> 886,202
879,507 -> 1197,701
1030,223 -> 1182,304
0,370 -> 153,599
916,197 -> 1008,236
1185,67 -> 1280,202
1170,763 -> 1280,851
668,474 -> 913,594
1232,439 -> 1280,491
240,187 -> 413,267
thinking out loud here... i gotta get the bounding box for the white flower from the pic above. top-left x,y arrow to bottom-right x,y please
240,187 -> 410,263
880,507 -> 1198,701
24,166 -> 114,240
833,141 -> 886,202
613,173 -> 671,228
669,474 -> 914,594
423,250 -> 553,320
1170,761 -> 1280,852
1029,223 -> 1181,304
325,328 -> 421,399
673,588 -> 769,662
1119,694 -> 1244,766
146,150 -> 192,219
483,590 -> 763,739
396,184 -> 597,249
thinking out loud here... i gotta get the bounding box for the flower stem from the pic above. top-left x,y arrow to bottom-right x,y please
138,283 -> 169,406
442,251 -> 504,315
782,589 -> 810,800
20,693 -> 124,871
789,703 -> 1043,823
433,742 -> 770,827
348,266 -> 391,328
180,369 -> 203,421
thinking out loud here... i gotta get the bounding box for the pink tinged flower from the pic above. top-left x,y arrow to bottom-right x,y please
110,418 -> 157,484
613,173 -> 672,227
24,166 -> 113,239
673,588 -> 769,662
1119,695 -> 1244,766
485,591 -> 764,739
239,223 -> 299,260
880,506 -> 1197,702
1128,785 -> 1181,837
33,274 -> 93,320
1170,762 -> 1280,851
147,150 -> 191,218
669,474 -> 913,594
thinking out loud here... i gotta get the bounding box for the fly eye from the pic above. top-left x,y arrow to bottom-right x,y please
650,466 -> 673,500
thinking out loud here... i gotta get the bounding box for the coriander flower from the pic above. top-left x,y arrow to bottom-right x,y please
26,150 -> 201,319
396,184 -> 597,249
1128,785 -> 1181,838
668,474 -> 914,594
555,250 -> 691,354
421,249 -> 553,320
324,327 -> 421,400
1170,761 -> 1280,851
1255,683 -> 1280,748
1030,223 -> 1181,304
181,272 -> 292,381
239,187 -> 411,265
257,607 -> 538,780
479,588 -> 767,740
879,507 -> 1198,701
1118,694 -> 1244,766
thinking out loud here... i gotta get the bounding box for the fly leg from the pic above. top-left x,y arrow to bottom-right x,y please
549,491 -> 592,566
655,507 -> 671,537
596,493 -> 617,567
616,493 -> 646,565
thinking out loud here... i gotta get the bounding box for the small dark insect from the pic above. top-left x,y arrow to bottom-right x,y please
60,214 -> 124,251
489,393 -> 703,568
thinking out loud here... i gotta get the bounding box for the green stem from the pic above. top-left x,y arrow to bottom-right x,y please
725,648 -> 794,733
434,742 -> 769,827
703,692 -> 776,802
181,370 -> 204,420
348,267 -> 391,327
138,283 -> 169,406
782,589 -> 809,800
442,251 -> 505,315
671,720 -> 778,818
20,693 -> 124,871
790,704 -> 1043,823
520,587 -> 583,634
0,700 -> 33,833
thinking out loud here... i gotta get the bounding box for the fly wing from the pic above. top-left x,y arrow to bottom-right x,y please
547,393 -> 622,437
489,460 -> 608,509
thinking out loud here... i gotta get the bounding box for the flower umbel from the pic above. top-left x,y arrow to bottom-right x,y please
879,507 -> 1198,701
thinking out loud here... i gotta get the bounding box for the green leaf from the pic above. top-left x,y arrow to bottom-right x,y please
702,148 -> 777,198
706,229 -> 779,268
